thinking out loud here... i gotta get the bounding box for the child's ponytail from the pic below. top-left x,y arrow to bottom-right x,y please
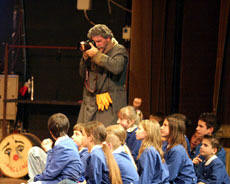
102,143 -> 123,184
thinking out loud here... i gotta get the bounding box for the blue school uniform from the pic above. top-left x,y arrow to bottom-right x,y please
137,146 -> 169,184
126,125 -> 142,162
191,143 -> 226,165
197,155 -> 230,184
34,136 -> 84,184
85,145 -> 110,184
163,144 -> 197,184
113,146 -> 139,184
185,135 -> 191,156
79,147 -> 90,176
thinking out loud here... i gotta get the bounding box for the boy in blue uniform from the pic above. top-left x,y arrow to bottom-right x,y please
195,135 -> 230,184
136,119 -> 170,184
117,106 -> 142,163
161,115 -> 197,184
28,113 -> 84,184
106,124 -> 139,184
71,123 -> 90,177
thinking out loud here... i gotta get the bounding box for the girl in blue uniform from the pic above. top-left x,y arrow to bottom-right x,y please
117,105 -> 142,163
84,121 -> 122,184
106,124 -> 139,184
161,115 -> 197,184
195,135 -> 230,184
136,119 -> 170,184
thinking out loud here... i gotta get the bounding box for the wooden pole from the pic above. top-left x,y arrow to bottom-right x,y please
2,43 -> 9,138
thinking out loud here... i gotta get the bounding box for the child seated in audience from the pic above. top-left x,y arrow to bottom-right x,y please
106,124 -> 139,184
71,123 -> 90,177
133,97 -> 143,122
136,119 -> 169,184
195,135 -> 230,184
149,112 -> 165,126
84,121 -> 122,184
189,131 -> 202,158
117,105 -> 142,163
160,115 -> 197,183
27,113 -> 84,184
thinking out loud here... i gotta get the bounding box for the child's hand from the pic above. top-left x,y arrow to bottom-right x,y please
192,154 -> 202,165
41,138 -> 53,152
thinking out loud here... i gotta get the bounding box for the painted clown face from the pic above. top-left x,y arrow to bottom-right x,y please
0,134 -> 37,178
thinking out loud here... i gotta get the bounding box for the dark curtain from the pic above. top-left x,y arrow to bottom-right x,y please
129,0 -> 230,130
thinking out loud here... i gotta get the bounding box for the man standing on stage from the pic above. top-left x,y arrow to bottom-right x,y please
77,24 -> 128,126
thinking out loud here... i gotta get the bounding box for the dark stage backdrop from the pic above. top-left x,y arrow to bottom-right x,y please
129,0 -> 230,141
2,0 -> 131,139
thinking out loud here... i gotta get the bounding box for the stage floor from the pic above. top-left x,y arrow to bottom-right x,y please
0,177 -> 27,184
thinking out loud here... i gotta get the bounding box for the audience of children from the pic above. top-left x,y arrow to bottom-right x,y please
27,113 -> 85,184
28,109 -> 230,184
106,124 -> 139,184
136,119 -> 170,183
117,105 -> 142,163
195,135 -> 230,184
160,115 -> 197,183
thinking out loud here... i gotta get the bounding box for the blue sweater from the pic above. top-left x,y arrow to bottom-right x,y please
163,144 -> 197,184
79,147 -> 90,177
113,148 -> 139,184
197,155 -> 230,184
192,143 -> 226,165
85,145 -> 110,184
126,127 -> 142,162
137,146 -> 169,184
34,136 -> 84,184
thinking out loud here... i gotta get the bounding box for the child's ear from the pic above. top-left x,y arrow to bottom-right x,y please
213,147 -> 218,154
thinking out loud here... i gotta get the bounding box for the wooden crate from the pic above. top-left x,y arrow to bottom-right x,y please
0,75 -> 19,120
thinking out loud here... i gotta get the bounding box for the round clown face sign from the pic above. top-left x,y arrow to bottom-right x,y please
0,133 -> 39,178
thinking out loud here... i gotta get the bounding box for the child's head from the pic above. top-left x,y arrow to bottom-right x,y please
190,132 -> 202,150
200,135 -> 220,159
196,112 -> 217,136
72,123 -> 87,148
48,113 -> 69,139
161,115 -> 187,150
149,112 -> 165,126
117,106 -> 139,129
136,120 -> 164,160
84,121 -> 107,147
106,124 -> 126,150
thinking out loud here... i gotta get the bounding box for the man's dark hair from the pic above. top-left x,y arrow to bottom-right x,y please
199,112 -> 217,132
48,113 -> 70,138
87,24 -> 114,39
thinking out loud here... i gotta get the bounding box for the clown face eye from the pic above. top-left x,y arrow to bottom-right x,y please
4,148 -> 12,156
16,145 -> 24,152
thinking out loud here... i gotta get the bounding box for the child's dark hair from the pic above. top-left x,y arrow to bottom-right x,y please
84,121 -> 122,184
48,113 -> 69,138
199,112 -> 217,132
203,134 -> 221,152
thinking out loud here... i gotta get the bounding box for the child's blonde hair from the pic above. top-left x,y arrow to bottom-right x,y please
106,124 -> 126,147
118,106 -> 139,126
73,123 -> 86,135
137,119 -> 165,163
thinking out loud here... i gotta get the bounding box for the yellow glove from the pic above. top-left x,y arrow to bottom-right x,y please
96,92 -> 112,111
